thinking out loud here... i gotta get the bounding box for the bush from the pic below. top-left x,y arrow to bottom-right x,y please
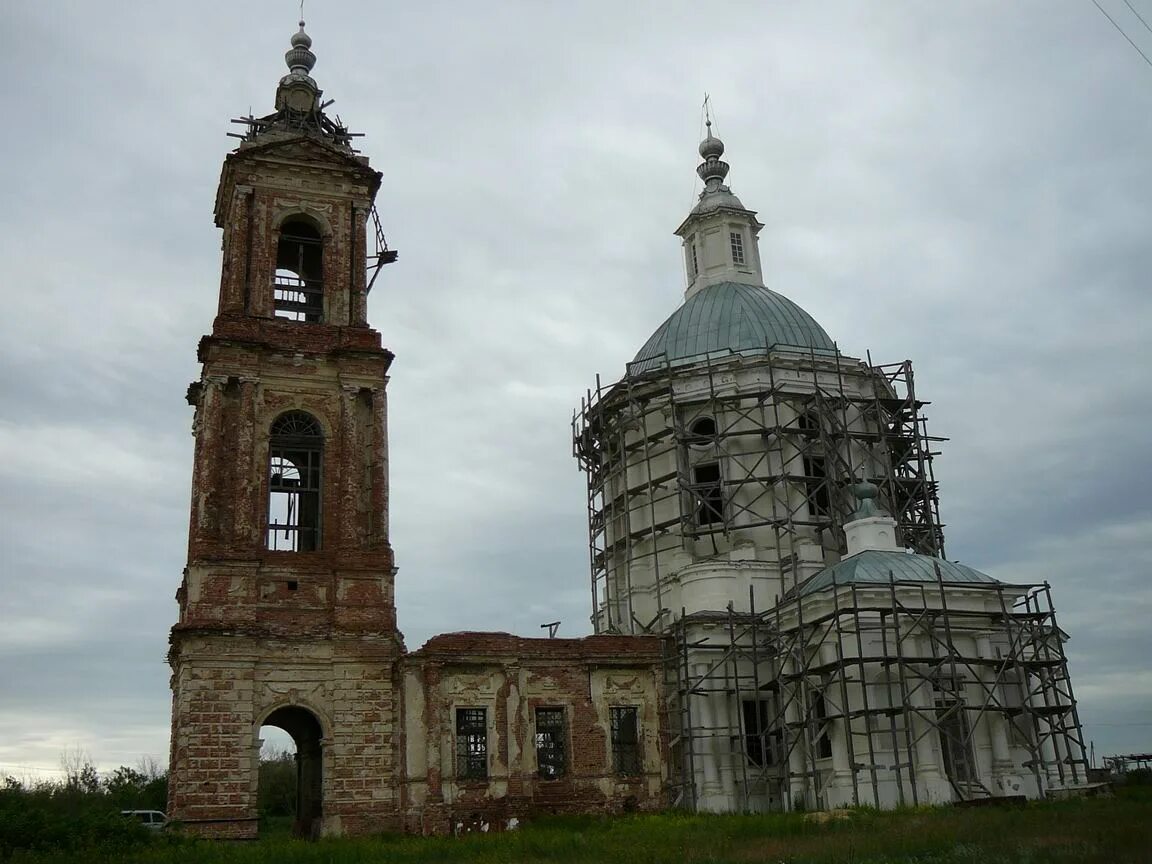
0,758 -> 168,861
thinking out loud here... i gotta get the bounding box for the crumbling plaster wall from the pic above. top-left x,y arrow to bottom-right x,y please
400,633 -> 667,834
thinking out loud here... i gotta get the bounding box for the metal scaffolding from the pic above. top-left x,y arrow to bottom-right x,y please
664,577 -> 1088,811
573,347 -> 945,635
573,345 -> 1087,810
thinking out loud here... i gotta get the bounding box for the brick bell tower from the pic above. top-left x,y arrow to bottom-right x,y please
168,20 -> 402,839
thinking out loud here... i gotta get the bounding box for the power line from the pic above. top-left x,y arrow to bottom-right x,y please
1123,0 -> 1152,36
1092,0 -> 1152,70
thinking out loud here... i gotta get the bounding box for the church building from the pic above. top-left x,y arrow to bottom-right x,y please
167,22 -> 1088,838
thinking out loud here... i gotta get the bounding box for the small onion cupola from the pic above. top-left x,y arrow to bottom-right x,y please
675,119 -> 766,298
843,482 -> 900,557
276,20 -> 321,113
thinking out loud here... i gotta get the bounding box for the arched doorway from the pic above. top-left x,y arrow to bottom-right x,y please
259,706 -> 324,838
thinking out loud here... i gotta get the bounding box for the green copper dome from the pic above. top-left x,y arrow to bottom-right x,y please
792,550 -> 999,598
629,282 -> 836,375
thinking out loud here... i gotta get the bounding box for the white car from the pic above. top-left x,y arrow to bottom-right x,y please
122,810 -> 168,831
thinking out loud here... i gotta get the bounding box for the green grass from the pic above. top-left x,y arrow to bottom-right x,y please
8,789 -> 1152,864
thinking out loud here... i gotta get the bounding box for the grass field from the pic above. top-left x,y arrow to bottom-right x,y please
8,789 -> 1151,864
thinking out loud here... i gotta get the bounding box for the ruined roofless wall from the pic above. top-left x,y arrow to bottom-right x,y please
400,633 -> 666,834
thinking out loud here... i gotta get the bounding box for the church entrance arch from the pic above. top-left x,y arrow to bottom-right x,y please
259,705 -> 325,838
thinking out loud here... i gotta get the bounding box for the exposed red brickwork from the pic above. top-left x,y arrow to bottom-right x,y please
168,130 -> 403,839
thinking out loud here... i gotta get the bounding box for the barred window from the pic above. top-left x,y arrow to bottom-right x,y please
729,231 -> 745,265
610,706 -> 641,776
534,707 -> 567,779
455,708 -> 488,780
267,411 -> 323,551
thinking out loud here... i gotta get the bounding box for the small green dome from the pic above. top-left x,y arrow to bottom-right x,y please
629,282 -> 836,376
793,550 -> 999,598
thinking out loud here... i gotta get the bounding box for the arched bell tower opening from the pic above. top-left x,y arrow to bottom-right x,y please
274,218 -> 324,322
258,706 -> 325,839
266,411 -> 324,552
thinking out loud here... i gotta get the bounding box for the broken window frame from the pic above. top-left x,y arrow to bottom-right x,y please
534,707 -> 567,779
609,706 -> 641,776
809,689 -> 833,760
742,699 -> 781,767
266,411 -> 324,552
274,218 -> 324,323
455,707 -> 488,781
797,411 -> 831,519
692,461 -> 724,527
936,697 -> 975,783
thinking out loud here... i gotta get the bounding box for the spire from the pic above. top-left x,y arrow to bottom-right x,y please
684,112 -> 746,215
675,108 -> 765,297
231,18 -> 358,149
285,19 -> 317,79
696,118 -> 730,190
281,19 -> 318,91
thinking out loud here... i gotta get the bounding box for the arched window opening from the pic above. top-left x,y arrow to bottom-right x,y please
693,461 -> 724,527
259,707 -> 323,839
274,219 -> 323,323
688,415 -> 717,446
267,412 -> 323,551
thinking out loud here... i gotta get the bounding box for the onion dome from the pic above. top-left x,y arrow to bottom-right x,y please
851,481 -> 884,518
285,20 -> 317,76
696,119 -> 730,187
698,120 -> 725,159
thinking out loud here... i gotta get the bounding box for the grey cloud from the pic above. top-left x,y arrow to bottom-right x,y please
1,0 -> 1149,772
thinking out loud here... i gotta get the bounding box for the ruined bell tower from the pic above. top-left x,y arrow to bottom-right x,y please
168,21 -> 402,839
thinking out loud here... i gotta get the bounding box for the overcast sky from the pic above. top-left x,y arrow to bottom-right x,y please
1,1 -> 1150,777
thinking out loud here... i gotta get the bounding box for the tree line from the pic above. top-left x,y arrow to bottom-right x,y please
0,749 -> 298,859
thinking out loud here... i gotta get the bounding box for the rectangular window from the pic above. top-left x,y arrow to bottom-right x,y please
610,706 -> 641,775
689,239 -> 699,277
809,690 -> 833,759
534,707 -> 567,779
693,462 -> 724,526
803,455 -> 831,519
936,699 -> 975,783
729,231 -> 745,265
455,708 -> 488,780
742,699 -> 779,767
